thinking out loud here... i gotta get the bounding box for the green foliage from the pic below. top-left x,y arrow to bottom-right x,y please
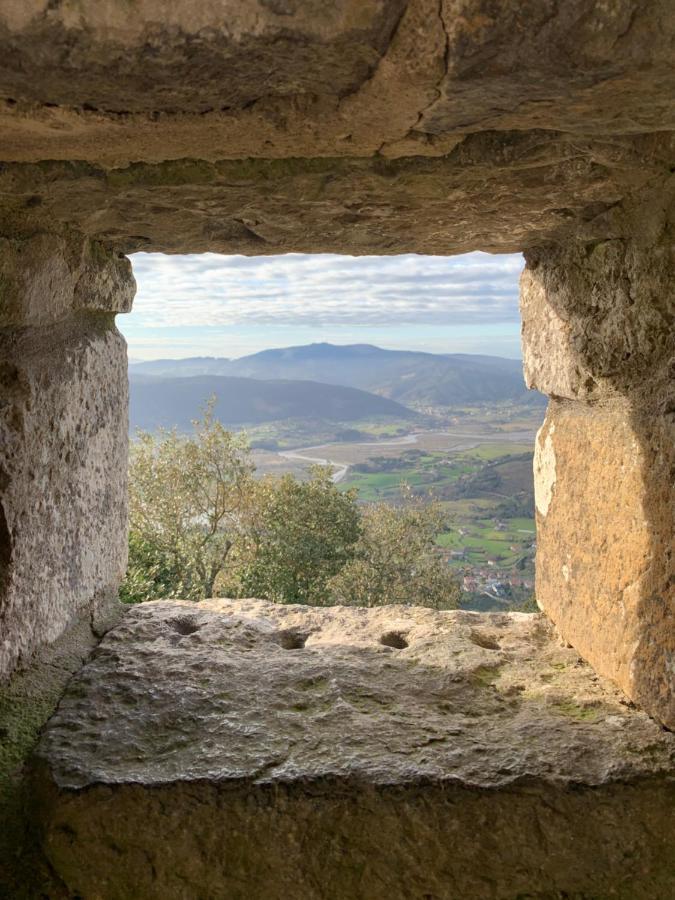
122,403 -> 253,603
327,486 -> 460,610
237,467 -> 361,605
119,532 -> 178,604
516,593 -> 540,613
122,414 -> 460,609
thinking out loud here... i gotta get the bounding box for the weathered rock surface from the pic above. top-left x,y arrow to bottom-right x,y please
533,400 -> 675,730
33,600 -> 675,899
0,2 -> 673,255
0,609 -> 111,899
522,216 -> 674,729
2,136 -> 672,257
521,225 -> 674,407
0,8 -> 672,879
0,232 -> 135,327
0,318 -> 128,679
1,1 -> 674,165
0,236 -> 134,678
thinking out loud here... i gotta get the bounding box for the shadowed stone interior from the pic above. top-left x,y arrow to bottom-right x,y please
1,0 -> 674,166
0,235 -> 133,679
32,600 -> 675,899
0,2 -> 674,895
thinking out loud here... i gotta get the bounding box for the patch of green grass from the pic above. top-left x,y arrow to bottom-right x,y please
464,443 -> 533,461
435,532 -> 461,548
549,700 -> 602,722
462,536 -> 511,556
507,517 -> 536,532
440,498 -> 497,514
471,665 -> 503,687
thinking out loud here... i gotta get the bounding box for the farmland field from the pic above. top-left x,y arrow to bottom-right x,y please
342,445 -> 536,584
244,401 -> 543,612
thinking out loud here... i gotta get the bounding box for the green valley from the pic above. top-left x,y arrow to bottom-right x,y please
339,441 -> 537,611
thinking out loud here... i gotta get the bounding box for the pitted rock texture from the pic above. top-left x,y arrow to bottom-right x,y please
1,1 -> 674,166
1,137 -> 672,257
521,227 -> 675,408
0,234 -> 134,678
0,5 -> 672,859
0,232 -> 135,327
32,600 -> 675,899
534,400 -> 675,731
0,316 -> 129,678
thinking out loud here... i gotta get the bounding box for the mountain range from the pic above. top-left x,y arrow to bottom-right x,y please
129,373 -> 414,432
129,343 -> 543,414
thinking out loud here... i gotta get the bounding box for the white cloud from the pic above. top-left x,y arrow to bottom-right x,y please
128,252 -> 523,329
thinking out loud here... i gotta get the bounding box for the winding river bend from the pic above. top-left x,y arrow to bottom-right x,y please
278,428 -> 536,484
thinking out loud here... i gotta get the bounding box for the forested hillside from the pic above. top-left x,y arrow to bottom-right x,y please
130,343 -> 544,408
129,373 -> 415,431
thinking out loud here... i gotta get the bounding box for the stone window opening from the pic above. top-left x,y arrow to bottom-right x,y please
119,248 -> 540,613
0,2 -> 673,891
2,235 -> 672,895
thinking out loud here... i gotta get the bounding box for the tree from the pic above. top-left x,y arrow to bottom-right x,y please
327,486 -> 460,610
122,414 -> 460,611
236,466 -> 361,605
119,531 -> 179,604
123,405 -> 253,602
516,592 -> 540,613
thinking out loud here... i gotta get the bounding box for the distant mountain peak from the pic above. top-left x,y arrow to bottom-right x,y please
128,343 -> 541,409
129,373 -> 415,431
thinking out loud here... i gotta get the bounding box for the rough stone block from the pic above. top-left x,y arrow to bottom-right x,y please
0,316 -> 128,678
521,238 -> 674,405
0,233 -> 135,328
0,610 -> 104,898
1,0 -> 674,168
31,600 -> 675,899
534,400 -> 675,729
520,263 -> 599,401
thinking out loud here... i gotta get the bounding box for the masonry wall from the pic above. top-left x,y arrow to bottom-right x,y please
0,233 -> 135,677
521,217 -> 675,729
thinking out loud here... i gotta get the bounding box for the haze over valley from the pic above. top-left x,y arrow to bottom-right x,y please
129,343 -> 542,611
129,342 -> 544,431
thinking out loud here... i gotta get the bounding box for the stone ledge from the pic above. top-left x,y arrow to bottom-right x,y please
0,600 -> 122,899
31,600 -> 675,899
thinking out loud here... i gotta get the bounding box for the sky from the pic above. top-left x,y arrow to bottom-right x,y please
119,251 -> 524,361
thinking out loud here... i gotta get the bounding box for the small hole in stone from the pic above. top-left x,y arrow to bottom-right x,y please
469,630 -> 500,650
380,631 -> 409,650
169,617 -> 201,636
278,631 -> 308,650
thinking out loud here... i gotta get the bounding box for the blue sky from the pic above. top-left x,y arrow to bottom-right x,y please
120,252 -> 524,360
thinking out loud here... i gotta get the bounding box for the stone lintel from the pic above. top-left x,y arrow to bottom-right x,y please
32,600 -> 675,898
0,138 -> 672,258
1,1 -> 674,167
